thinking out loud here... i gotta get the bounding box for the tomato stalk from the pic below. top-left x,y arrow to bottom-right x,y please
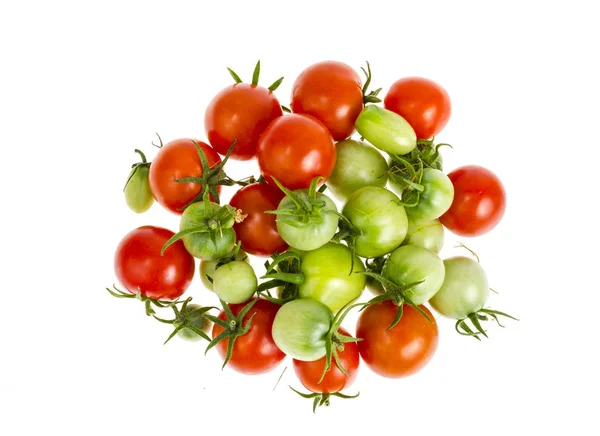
361,61 -> 382,105
357,272 -> 432,329
289,386 -> 359,413
204,299 -> 259,369
106,284 -> 179,316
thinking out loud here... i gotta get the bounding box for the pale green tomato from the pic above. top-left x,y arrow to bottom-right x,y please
124,165 -> 154,213
392,168 -> 454,221
429,256 -> 490,319
403,218 -> 445,254
327,140 -> 388,201
271,299 -> 333,361
199,250 -> 249,291
212,261 -> 258,304
382,245 -> 445,304
355,105 -> 417,155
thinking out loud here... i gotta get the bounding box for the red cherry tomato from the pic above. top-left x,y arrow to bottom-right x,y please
205,83 -> 283,160
356,301 -> 438,378
293,327 -> 359,394
291,61 -> 363,141
257,114 -> 336,190
148,138 -> 222,214
229,183 -> 288,257
384,77 -> 451,140
212,298 -> 285,375
439,165 -> 506,237
114,226 -> 195,300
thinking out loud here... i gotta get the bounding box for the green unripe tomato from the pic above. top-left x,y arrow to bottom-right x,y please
212,261 -> 258,304
355,105 -> 417,155
403,218 -> 445,254
392,168 -> 454,221
199,250 -> 249,291
124,165 -> 154,213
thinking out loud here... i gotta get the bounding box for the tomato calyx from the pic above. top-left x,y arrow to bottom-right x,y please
124,149 -> 152,191
160,191 -> 246,256
265,176 -> 331,227
204,298 -> 259,369
361,61 -> 382,105
173,140 -> 256,207
358,272 -> 432,329
152,297 -> 216,344
227,60 -> 285,92
412,138 -> 452,170
256,251 -> 303,304
106,284 -> 179,316
289,386 -> 359,413
455,308 -> 518,340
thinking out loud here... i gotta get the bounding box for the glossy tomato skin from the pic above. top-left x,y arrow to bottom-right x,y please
293,327 -> 359,394
212,298 -> 285,375
114,226 -> 195,300
384,77 -> 451,140
356,301 -> 438,378
257,114 -> 336,190
291,61 -> 363,140
229,183 -> 288,256
439,165 -> 506,237
148,138 -> 222,214
205,83 -> 283,160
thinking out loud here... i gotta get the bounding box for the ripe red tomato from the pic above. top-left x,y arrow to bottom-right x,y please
257,114 -> 336,190
293,327 -> 359,394
229,183 -> 288,257
114,226 -> 195,300
384,77 -> 451,140
148,138 -> 222,214
439,165 -> 506,237
205,83 -> 283,160
356,301 -> 438,378
291,61 -> 363,141
212,298 -> 285,375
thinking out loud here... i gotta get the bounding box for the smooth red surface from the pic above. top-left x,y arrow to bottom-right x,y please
114,226 -> 195,300
205,83 -> 283,160
212,298 -> 285,375
293,327 -> 359,394
440,165 -> 506,237
229,183 -> 288,257
257,114 -> 336,190
148,138 -> 222,214
384,77 -> 451,140
291,61 -> 363,140
356,301 -> 438,378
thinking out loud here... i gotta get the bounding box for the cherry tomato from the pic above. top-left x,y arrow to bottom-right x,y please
384,77 -> 451,140
291,61 -> 363,140
439,165 -> 506,237
114,226 -> 195,300
229,183 -> 288,256
205,83 -> 283,160
356,301 -> 438,378
257,114 -> 336,190
212,298 -> 285,375
148,138 -> 222,214
293,327 -> 359,394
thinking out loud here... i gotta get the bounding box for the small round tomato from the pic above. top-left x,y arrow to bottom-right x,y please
212,298 -> 285,374
205,83 -> 283,160
384,77 -> 451,140
148,138 -> 222,214
327,140 -> 388,201
257,114 -> 336,190
355,105 -> 417,155
382,245 -> 445,304
291,61 -> 363,141
271,299 -> 333,361
124,151 -> 153,213
356,301 -> 438,378
439,165 -> 506,237
293,327 -> 359,394
402,217 -> 445,254
429,256 -> 490,319
342,186 -> 408,258
114,226 -> 195,300
212,260 -> 258,304
392,168 -> 454,221
199,250 -> 248,291
229,183 -> 288,256
177,304 -> 212,342
298,243 -> 366,313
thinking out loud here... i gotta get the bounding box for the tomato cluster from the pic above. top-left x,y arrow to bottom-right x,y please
111,60 -> 515,412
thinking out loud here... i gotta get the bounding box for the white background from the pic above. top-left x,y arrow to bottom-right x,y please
1,0 -> 599,434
